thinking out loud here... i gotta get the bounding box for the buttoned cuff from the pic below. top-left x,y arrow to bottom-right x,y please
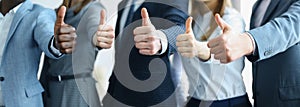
155,30 -> 168,55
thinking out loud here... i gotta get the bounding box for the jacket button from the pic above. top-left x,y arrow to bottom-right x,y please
0,77 -> 4,81
264,51 -> 273,56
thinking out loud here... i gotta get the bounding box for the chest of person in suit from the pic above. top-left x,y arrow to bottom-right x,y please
103,0 -> 189,106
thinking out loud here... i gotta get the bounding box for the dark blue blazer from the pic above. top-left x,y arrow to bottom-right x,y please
248,0 -> 300,106
103,0 -> 188,106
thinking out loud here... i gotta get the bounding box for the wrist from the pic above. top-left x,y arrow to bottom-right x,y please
242,32 -> 255,55
195,41 -> 210,60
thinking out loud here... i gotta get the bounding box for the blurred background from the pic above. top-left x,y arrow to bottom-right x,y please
32,0 -> 257,104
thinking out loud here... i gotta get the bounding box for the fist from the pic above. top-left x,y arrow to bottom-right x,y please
177,17 -> 210,60
133,8 -> 162,55
54,6 -> 77,54
93,10 -> 115,49
176,17 -> 198,58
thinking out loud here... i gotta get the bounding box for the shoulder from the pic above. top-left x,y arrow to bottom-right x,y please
222,7 -> 242,21
222,7 -> 245,32
30,4 -> 56,19
222,7 -> 244,25
79,2 -> 104,23
86,1 -> 105,14
32,4 -> 55,15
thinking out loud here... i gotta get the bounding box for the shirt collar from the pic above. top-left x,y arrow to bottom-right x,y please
0,3 -> 23,21
12,3 -> 23,14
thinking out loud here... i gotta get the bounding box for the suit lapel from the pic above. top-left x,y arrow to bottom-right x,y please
250,0 -> 280,28
115,0 -> 127,36
6,0 -> 33,44
261,0 -> 280,24
250,1 -> 261,28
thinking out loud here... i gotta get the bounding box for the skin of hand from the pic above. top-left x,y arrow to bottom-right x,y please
133,8 -> 162,55
207,14 -> 254,63
176,17 -> 210,60
93,10 -> 115,49
54,6 -> 77,54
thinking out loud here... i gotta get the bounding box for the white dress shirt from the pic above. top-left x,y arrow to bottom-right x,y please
119,0 -> 168,54
182,7 -> 247,101
0,4 -> 23,105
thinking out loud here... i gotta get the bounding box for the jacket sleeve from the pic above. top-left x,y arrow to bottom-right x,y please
248,1 -> 300,62
159,0 -> 189,54
34,8 -> 62,59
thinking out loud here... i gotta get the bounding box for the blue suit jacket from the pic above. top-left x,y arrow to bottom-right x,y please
0,0 -> 58,106
248,0 -> 300,106
103,0 -> 188,106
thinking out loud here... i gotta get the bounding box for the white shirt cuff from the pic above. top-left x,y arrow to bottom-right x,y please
155,30 -> 168,55
50,37 -> 62,56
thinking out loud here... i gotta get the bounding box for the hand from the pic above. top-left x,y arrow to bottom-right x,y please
176,17 -> 210,60
93,10 -> 115,49
207,14 -> 254,63
54,6 -> 77,54
133,8 -> 162,55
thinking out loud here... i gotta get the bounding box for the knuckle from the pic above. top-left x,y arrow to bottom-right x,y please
133,28 -> 138,35
188,35 -> 193,40
150,50 -> 156,54
149,43 -> 155,49
220,35 -> 226,41
135,43 -> 140,48
176,42 -> 180,47
148,36 -> 155,41
110,33 -> 115,38
188,41 -> 193,46
134,36 -> 139,42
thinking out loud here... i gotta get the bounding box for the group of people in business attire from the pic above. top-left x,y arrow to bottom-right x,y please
0,0 -> 300,107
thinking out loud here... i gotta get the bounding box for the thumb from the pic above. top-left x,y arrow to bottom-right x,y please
56,6 -> 66,25
214,14 -> 230,33
141,8 -> 151,26
100,9 -> 106,25
185,17 -> 193,34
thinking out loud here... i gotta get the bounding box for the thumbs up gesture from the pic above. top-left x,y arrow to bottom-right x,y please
133,8 -> 162,55
54,6 -> 77,54
93,10 -> 115,49
176,17 -> 210,59
207,14 -> 254,63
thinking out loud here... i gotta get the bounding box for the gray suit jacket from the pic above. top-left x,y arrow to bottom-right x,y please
0,0 -> 59,106
40,1 -> 104,107
247,0 -> 300,106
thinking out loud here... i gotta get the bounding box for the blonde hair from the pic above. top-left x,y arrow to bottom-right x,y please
191,0 -> 232,41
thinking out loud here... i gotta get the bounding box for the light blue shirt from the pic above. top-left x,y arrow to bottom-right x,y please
182,7 -> 247,101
